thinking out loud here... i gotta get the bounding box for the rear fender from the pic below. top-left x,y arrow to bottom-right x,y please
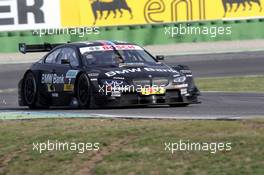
18,69 -> 33,106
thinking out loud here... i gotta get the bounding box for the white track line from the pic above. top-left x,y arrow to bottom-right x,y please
0,88 -> 17,94
0,111 -> 262,120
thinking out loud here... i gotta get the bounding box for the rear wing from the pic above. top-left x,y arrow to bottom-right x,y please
18,43 -> 65,54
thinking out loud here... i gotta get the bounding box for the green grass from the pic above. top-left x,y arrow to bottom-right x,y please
0,119 -> 264,175
196,75 -> 264,92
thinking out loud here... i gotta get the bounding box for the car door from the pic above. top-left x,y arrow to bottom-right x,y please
52,47 -> 80,95
39,48 -> 62,94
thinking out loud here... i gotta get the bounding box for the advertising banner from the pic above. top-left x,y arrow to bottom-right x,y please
61,0 -> 264,27
0,0 -> 263,31
0,0 -> 61,31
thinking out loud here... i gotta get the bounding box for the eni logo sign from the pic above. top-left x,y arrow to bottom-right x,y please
61,0 -> 264,27
143,0 -> 206,23
142,0 -> 264,23
222,0 -> 262,17
88,0 -> 206,24
90,0 -> 133,24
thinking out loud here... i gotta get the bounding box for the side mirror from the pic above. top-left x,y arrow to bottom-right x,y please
156,55 -> 164,61
61,59 -> 70,65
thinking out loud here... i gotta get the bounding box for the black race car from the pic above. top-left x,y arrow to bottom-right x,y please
18,41 -> 200,109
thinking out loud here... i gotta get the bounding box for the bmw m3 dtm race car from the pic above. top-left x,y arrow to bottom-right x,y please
18,40 -> 200,109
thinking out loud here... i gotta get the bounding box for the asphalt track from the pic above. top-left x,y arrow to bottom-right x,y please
0,51 -> 264,119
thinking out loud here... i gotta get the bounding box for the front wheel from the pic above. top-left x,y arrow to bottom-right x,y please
76,74 -> 91,108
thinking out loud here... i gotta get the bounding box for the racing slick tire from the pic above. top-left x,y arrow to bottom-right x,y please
23,72 -> 37,109
23,72 -> 49,109
76,73 -> 97,109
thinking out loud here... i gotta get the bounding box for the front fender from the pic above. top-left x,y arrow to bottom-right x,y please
172,65 -> 200,95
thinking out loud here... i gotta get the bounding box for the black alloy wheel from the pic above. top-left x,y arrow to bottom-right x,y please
77,74 -> 91,108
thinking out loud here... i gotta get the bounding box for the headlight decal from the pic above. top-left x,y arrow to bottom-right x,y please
173,76 -> 187,83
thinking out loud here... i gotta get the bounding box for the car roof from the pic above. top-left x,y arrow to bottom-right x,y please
64,40 -> 137,48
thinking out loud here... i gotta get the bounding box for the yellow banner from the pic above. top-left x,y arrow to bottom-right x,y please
60,0 -> 264,27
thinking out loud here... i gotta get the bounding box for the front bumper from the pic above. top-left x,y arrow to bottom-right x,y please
93,89 -> 200,107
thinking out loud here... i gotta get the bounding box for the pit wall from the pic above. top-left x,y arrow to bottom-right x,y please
0,18 -> 264,53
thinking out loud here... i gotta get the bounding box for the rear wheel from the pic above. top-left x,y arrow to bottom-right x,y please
76,74 -> 91,108
23,72 -> 37,109
23,72 -> 50,109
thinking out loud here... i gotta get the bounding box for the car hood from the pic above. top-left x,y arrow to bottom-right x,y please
86,62 -> 181,80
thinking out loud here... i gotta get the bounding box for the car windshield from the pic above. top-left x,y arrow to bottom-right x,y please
80,45 -> 157,66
